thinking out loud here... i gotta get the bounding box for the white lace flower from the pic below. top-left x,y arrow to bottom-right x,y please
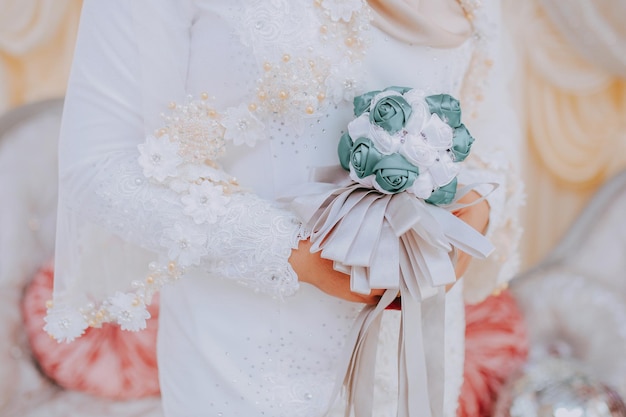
321,0 -> 362,22
325,58 -> 362,104
137,134 -> 183,182
44,304 -> 88,343
222,105 -> 265,147
161,222 -> 208,267
348,113 -> 401,154
105,292 -> 151,331
181,181 -> 231,224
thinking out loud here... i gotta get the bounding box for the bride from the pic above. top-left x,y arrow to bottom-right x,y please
45,0 -> 520,416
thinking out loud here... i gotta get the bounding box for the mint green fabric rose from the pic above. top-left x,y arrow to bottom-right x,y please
425,94 -> 462,128
383,86 -> 412,95
369,94 -> 413,135
373,153 -> 419,193
338,132 -> 354,171
353,90 -> 381,117
353,87 -> 412,117
426,177 -> 457,205
351,137 -> 383,178
451,124 -> 474,162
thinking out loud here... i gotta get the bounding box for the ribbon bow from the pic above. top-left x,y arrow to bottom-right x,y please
289,178 -> 494,417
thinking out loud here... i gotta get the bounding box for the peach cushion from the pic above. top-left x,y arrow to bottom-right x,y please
21,261 -> 160,400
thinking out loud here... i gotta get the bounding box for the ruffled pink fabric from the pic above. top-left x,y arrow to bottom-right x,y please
21,261 -> 160,400
458,290 -> 529,417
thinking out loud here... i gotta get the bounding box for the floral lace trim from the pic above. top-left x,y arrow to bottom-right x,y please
44,192 -> 303,343
228,0 -> 370,134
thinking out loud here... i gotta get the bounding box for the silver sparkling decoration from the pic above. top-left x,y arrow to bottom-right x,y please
494,358 -> 626,417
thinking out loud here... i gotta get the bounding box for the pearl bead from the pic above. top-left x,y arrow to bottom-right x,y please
207,109 -> 217,117
157,128 -> 167,136
263,62 -> 272,71
168,262 -> 177,273
282,54 -> 291,63
320,25 -> 328,34
317,92 -> 325,101
248,103 -> 257,111
168,101 -> 176,109
278,90 -> 288,100
200,92 -> 209,100
305,106 -> 315,114
45,300 -> 53,308
257,91 -> 267,101
345,37 -> 355,47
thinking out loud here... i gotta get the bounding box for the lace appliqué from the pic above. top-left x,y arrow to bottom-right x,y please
204,194 -> 303,298
228,0 -> 370,133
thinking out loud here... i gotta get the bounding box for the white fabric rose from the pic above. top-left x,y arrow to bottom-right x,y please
348,113 -> 402,154
409,170 -> 435,199
428,152 -> 460,187
400,133 -> 438,168
420,114 -> 454,150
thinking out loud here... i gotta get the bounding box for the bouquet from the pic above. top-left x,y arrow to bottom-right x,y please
291,87 -> 494,417
339,87 -> 473,204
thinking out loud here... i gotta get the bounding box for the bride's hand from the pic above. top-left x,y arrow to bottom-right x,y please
289,239 -> 386,304
291,190 -> 489,300
452,190 -> 490,280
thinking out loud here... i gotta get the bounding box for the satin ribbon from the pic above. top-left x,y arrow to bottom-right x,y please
286,178 -> 494,417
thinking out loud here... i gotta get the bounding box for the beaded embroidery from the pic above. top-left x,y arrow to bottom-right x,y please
45,0 -> 372,342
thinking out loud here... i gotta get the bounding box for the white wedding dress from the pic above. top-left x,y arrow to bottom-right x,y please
48,1 -> 520,416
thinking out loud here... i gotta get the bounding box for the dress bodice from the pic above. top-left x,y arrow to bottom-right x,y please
185,0 -> 473,199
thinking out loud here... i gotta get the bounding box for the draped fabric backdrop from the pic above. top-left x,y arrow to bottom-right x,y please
503,0 -> 626,268
0,0 -> 82,112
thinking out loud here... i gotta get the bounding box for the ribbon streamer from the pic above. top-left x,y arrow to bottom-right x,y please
289,181 -> 494,417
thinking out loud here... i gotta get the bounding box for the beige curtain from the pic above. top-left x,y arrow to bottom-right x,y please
504,0 -> 626,268
0,0 -> 82,111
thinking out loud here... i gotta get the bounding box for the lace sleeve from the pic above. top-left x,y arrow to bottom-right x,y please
47,0 -> 302,342
89,155 -> 303,298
